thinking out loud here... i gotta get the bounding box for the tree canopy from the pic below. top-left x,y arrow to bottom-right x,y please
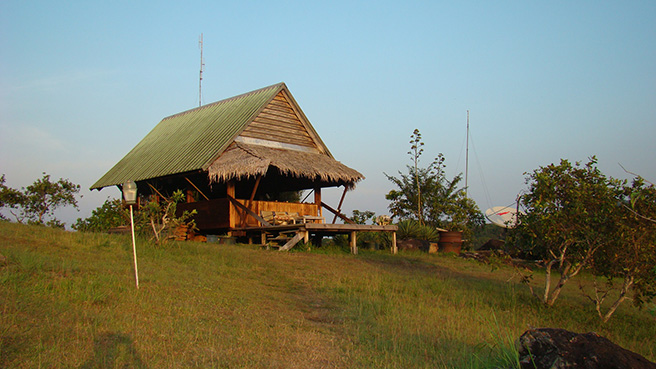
510,157 -> 656,320
385,129 -> 483,243
0,173 -> 80,228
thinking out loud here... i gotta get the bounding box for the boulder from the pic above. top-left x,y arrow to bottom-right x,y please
517,328 -> 656,369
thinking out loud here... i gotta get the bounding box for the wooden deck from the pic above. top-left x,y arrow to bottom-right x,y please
235,223 -> 398,254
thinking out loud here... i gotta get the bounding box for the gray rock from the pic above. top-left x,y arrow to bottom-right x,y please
517,328 -> 656,369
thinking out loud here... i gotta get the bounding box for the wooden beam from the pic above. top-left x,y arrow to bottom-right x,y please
147,182 -> 167,201
279,232 -> 305,251
332,186 -> 348,224
227,180 -> 235,197
226,195 -> 271,227
301,189 -> 313,203
392,232 -> 397,254
314,187 -> 322,217
184,177 -> 209,201
321,202 -> 355,224
249,175 -> 262,202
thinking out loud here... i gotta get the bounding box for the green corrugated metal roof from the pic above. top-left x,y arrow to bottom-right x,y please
91,83 -> 286,190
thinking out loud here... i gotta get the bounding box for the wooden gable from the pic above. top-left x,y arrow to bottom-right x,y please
235,91 -> 325,154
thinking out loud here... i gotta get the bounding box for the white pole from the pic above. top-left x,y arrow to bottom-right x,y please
130,204 -> 139,289
465,110 -> 469,197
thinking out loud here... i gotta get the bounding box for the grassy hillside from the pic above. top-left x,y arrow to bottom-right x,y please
1,221 -> 654,368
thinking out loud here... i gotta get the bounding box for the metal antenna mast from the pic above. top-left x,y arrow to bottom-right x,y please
465,110 -> 470,196
198,33 -> 204,107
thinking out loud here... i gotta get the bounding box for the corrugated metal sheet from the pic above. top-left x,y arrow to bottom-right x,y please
91,83 -> 285,189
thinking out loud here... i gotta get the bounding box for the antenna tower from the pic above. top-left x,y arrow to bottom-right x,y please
198,33 -> 204,107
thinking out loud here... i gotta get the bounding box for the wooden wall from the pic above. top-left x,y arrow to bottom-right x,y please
178,197 -> 320,231
177,198 -> 230,230
239,92 -> 317,150
231,200 -> 319,228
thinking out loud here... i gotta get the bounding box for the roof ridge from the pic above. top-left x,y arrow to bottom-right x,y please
162,82 -> 286,121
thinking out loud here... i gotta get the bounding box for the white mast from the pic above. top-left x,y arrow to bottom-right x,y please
198,33 -> 204,107
465,110 -> 469,196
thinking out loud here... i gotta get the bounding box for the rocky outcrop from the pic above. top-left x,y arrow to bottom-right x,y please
517,328 -> 656,369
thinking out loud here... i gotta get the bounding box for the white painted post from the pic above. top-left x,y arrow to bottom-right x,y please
130,204 -> 139,289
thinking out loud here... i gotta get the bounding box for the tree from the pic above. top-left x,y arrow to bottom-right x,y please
510,157 -> 618,306
385,130 -> 483,243
73,198 -> 127,233
351,209 -> 376,225
0,173 -> 80,228
136,190 -> 197,244
585,177 -> 656,322
0,175 -> 23,221
409,129 -> 425,223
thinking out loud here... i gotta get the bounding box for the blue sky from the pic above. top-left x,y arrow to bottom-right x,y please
1,1 -> 655,227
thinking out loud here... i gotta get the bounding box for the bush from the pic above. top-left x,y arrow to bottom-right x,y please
397,219 -> 440,241
73,198 -> 127,233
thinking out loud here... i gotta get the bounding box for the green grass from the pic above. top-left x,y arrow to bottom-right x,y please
1,221 -> 654,368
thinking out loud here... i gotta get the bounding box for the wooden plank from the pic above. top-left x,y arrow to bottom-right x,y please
249,175 -> 262,202
265,104 -> 295,116
332,186 -> 348,224
238,199 -> 319,227
260,108 -> 299,121
272,93 -> 291,103
251,119 -> 308,134
255,110 -> 302,123
239,131 -> 315,148
279,232 -> 304,251
268,98 -> 294,108
251,116 -> 309,132
227,195 -> 271,227
304,223 -> 398,232
184,177 -> 209,201
321,201 -> 354,224
247,120 -> 312,138
243,127 -> 312,143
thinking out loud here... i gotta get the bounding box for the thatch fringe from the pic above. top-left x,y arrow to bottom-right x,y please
207,143 -> 364,188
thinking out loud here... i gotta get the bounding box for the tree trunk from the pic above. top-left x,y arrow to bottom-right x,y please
601,276 -> 634,323
543,260 -> 555,304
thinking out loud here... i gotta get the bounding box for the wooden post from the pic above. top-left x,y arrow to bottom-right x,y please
249,175 -> 262,202
350,231 -> 358,255
332,186 -> 348,224
314,187 -> 322,218
227,181 -> 236,228
391,232 -> 397,254
227,180 -> 235,197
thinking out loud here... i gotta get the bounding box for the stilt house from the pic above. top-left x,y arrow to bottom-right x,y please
92,83 -> 393,247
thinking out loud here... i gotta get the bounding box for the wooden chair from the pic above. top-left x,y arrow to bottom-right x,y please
275,212 -> 291,225
288,212 -> 303,224
260,210 -> 275,225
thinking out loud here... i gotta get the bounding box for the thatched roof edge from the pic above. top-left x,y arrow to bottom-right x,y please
207,143 -> 364,188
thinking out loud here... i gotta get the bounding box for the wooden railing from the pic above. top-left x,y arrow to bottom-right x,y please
231,199 -> 320,227
178,197 -> 321,230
